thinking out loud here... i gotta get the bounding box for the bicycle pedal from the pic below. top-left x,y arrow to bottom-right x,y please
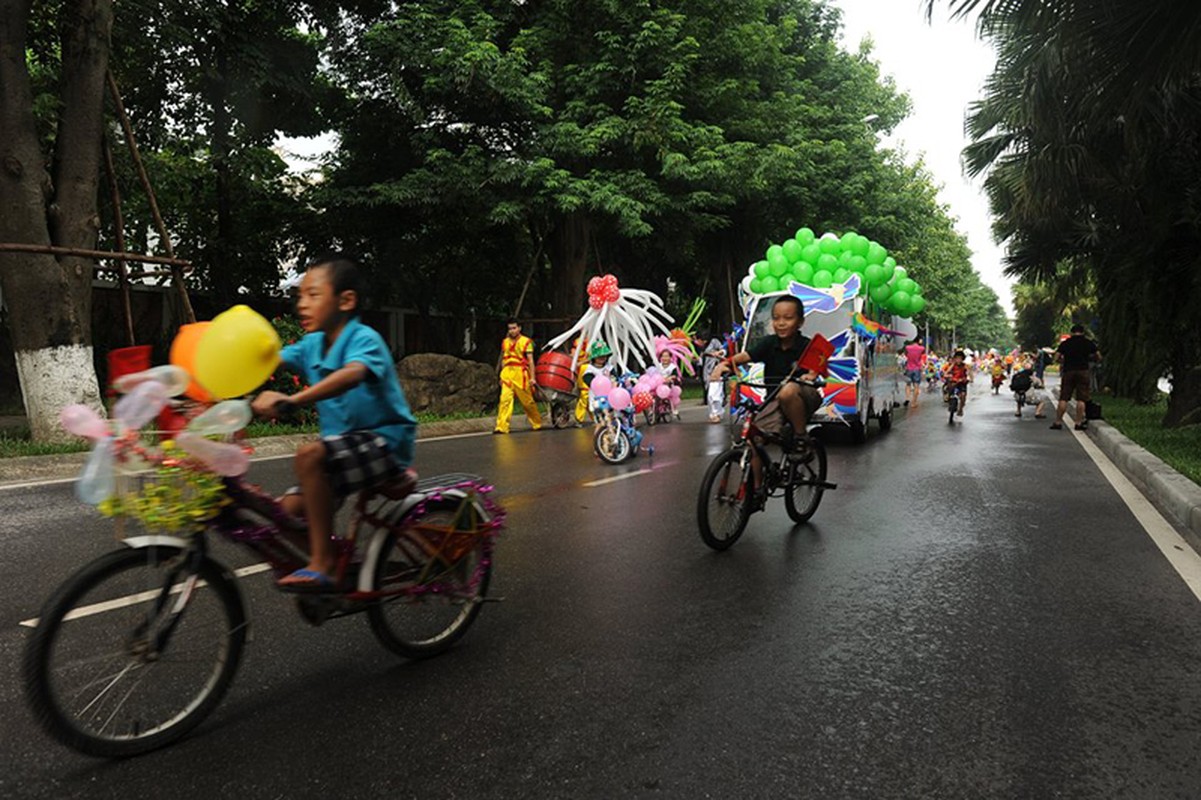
818,481 -> 838,490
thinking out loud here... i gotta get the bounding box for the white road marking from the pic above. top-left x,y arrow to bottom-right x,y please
417,430 -> 495,442
0,476 -> 77,492
1072,428 -> 1201,603
18,562 -> 272,629
583,469 -> 653,487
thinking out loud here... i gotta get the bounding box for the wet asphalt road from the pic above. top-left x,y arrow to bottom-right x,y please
1,377 -> 1200,799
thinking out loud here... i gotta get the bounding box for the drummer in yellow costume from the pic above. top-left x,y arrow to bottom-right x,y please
494,318 -> 543,434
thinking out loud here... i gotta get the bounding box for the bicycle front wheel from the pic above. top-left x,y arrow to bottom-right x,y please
367,498 -> 493,659
594,424 -> 631,464
697,448 -> 752,550
23,545 -> 246,758
785,438 -> 828,523
948,394 -> 958,422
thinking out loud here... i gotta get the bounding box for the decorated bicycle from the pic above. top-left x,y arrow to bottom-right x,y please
22,305 -> 503,758
544,273 -> 677,463
586,371 -> 653,463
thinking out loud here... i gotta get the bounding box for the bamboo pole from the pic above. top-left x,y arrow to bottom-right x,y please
0,242 -> 192,268
106,71 -> 196,323
101,136 -> 135,347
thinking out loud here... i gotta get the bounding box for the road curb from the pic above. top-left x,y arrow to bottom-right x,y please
1086,418 -> 1201,553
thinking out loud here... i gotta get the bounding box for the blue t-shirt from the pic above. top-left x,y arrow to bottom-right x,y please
280,317 -> 417,465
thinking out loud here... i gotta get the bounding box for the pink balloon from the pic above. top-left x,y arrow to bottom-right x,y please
647,373 -> 663,389
176,432 -> 250,477
590,375 -> 613,397
670,385 -> 682,400
60,404 -> 110,440
609,387 -> 632,411
655,383 -> 671,399
113,381 -> 169,429
634,382 -> 650,396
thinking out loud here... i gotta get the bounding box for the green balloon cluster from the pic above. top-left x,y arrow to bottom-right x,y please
746,227 -> 928,318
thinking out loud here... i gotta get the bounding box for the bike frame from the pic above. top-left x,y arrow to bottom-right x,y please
118,473 -> 499,603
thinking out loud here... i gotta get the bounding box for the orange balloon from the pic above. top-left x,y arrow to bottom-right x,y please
170,322 -> 213,403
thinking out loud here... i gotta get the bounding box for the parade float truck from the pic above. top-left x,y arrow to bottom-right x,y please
736,228 -> 927,443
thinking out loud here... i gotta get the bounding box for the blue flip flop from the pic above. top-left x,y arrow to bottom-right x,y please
277,568 -> 335,593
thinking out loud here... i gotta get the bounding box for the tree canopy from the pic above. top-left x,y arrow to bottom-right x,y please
3,0 -> 1008,437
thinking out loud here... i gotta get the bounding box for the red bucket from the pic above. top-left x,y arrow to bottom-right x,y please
107,344 -> 187,434
106,345 -> 152,395
535,352 -> 576,394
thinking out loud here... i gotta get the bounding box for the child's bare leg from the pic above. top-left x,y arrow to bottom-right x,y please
778,383 -> 810,434
294,441 -> 336,575
280,494 -> 305,517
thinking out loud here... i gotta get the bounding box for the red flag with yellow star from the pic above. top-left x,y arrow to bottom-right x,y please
797,333 -> 835,376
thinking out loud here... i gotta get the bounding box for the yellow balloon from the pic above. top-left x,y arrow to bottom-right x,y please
194,305 -> 282,399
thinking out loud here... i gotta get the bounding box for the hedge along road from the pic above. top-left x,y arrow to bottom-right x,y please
1,379 -> 1200,799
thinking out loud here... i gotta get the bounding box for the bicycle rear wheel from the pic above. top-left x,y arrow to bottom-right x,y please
367,498 -> 493,659
23,545 -> 246,758
784,438 -> 828,523
697,448 -> 752,550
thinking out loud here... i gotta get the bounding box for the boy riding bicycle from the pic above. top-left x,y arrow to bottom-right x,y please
945,350 -> 970,416
709,295 -> 822,501
251,253 -> 417,590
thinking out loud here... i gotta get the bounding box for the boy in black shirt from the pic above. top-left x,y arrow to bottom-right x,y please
709,295 -> 822,439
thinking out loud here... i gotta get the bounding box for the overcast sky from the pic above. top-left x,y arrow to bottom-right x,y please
836,0 -> 1011,314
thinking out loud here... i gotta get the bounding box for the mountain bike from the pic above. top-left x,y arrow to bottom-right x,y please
697,377 -> 836,551
22,432 -> 503,758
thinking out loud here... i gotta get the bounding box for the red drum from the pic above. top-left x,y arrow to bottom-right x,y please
536,351 -> 576,394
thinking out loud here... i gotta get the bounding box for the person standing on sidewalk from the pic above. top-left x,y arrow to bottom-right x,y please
494,319 -> 542,434
1051,323 -> 1100,431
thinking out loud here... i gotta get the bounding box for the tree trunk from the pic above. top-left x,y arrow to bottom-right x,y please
0,0 -> 106,441
550,213 -> 590,318
1163,366 -> 1201,427
1163,335 -> 1201,427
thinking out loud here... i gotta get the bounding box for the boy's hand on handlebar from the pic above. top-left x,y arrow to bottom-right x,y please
252,391 -> 291,419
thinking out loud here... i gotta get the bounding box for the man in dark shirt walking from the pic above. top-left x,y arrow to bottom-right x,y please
1051,323 -> 1100,430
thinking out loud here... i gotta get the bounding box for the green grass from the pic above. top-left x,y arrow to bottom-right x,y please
1098,394 -> 1201,486
0,432 -> 90,458
243,420 -> 321,438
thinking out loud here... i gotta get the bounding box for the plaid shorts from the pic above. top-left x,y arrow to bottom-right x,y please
286,431 -> 403,498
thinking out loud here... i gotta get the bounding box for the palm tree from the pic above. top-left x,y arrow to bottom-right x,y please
929,0 -> 1201,422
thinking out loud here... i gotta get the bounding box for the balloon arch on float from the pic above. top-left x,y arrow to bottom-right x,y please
743,227 -> 926,320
